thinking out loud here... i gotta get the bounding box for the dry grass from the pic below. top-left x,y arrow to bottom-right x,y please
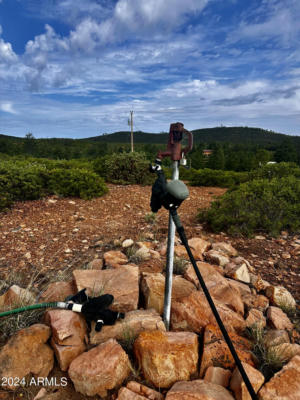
0,267 -> 52,343
246,324 -> 293,380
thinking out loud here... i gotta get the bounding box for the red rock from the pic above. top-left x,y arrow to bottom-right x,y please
230,362 -> 264,400
51,339 -> 86,371
0,284 -> 35,308
39,281 -> 76,302
184,262 -> 244,315
270,343 -> 300,363
117,381 -> 164,400
134,331 -> 198,388
117,387 -> 148,399
141,272 -> 196,315
204,366 -> 232,387
0,324 -> 54,390
265,286 -> 296,309
44,309 -> 87,371
212,242 -> 238,257
44,309 -> 87,346
87,258 -> 103,270
171,291 -> 246,334
73,266 -> 139,312
200,324 -> 254,377
188,237 -> 211,259
103,250 -> 128,269
205,250 -> 229,266
264,330 -> 290,348
246,309 -> 266,328
258,355 -> 300,399
227,279 -> 251,298
139,258 -> 164,274
166,380 -> 234,400
90,309 -> 166,345
267,306 -> 293,330
224,263 -> 250,284
68,339 -> 131,397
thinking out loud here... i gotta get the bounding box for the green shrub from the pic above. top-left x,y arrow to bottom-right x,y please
249,162 -> 300,180
189,168 -> 248,188
0,161 -> 48,201
48,168 -> 107,199
98,152 -> 154,185
0,159 -> 107,211
198,176 -> 300,236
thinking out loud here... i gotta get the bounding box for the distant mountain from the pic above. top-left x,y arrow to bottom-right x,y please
86,127 -> 300,146
0,134 -> 23,140
85,131 -> 168,144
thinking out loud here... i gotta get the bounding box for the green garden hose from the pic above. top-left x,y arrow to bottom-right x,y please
0,301 -> 68,317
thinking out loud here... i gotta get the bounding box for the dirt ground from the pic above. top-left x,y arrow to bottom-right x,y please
0,184 -> 299,302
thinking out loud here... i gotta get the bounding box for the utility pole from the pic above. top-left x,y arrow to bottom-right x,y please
130,110 -> 134,152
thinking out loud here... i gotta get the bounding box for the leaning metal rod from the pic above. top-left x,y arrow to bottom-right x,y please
163,160 -> 179,330
170,208 -> 258,400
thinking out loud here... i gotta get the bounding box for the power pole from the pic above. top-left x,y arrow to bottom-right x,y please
130,110 -> 134,152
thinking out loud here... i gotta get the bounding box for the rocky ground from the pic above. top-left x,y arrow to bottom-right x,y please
0,184 -> 299,302
0,184 -> 299,400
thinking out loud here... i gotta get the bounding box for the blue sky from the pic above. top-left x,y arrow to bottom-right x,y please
0,0 -> 299,138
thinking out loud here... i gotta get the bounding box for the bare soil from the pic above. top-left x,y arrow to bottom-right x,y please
0,184 -> 299,302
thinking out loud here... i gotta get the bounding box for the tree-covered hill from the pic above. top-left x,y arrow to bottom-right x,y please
0,127 -> 299,167
86,126 -> 300,146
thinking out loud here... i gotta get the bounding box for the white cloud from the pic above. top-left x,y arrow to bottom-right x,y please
0,102 -> 18,114
25,24 -> 69,55
231,0 -> 300,45
0,26 -> 18,64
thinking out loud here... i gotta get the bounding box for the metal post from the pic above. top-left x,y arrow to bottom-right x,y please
163,160 -> 179,330
130,111 -> 134,152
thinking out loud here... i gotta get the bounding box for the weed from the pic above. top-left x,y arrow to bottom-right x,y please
144,212 -> 157,225
119,323 -> 136,355
173,257 -> 189,275
277,299 -> 297,319
246,324 -> 292,380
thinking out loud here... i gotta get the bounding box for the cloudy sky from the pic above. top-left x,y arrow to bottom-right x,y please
0,0 -> 299,138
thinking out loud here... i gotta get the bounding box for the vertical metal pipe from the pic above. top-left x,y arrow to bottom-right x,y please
163,160 -> 179,330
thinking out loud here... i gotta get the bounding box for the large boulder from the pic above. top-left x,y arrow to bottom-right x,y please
200,325 -> 254,377
184,262 -> 244,315
73,266 -> 139,312
44,310 -> 87,371
134,331 -> 198,388
68,339 -> 131,397
44,309 -> 87,346
90,309 -> 166,345
0,324 -> 54,390
258,355 -> 300,399
171,291 -> 246,334
165,380 -> 234,400
230,362 -> 264,400
141,273 -> 196,315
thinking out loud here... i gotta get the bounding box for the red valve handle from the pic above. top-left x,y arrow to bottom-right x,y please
157,122 -> 193,161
